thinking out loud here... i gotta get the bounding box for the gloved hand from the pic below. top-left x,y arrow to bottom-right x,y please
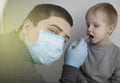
64,38 -> 88,68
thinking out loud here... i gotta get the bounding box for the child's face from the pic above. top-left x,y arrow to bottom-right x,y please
86,12 -> 113,45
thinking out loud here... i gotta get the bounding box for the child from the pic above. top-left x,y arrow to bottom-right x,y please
77,2 -> 120,83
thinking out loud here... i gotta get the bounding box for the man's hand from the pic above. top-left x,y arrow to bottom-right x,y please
64,38 -> 88,68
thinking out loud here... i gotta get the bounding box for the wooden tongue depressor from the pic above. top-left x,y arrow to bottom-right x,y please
72,35 -> 89,48
84,35 -> 89,40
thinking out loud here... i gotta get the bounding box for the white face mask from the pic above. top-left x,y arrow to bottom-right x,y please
28,30 -> 64,65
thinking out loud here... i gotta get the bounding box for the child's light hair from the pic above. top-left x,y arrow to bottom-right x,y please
86,2 -> 118,27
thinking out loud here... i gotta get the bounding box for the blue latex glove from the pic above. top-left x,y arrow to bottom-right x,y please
64,38 -> 88,68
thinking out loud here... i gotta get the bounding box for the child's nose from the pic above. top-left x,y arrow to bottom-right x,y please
88,25 -> 93,32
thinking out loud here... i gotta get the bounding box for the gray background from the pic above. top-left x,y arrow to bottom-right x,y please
1,0 -> 120,83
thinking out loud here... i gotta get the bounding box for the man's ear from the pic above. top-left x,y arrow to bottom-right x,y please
23,18 -> 33,31
108,24 -> 115,34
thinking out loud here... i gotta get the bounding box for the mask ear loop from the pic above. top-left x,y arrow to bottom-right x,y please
39,29 -> 44,33
25,36 -> 31,46
26,29 -> 43,46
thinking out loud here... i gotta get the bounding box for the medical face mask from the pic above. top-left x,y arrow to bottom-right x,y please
28,30 -> 64,65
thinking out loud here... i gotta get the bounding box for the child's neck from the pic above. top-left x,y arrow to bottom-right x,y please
95,39 -> 112,46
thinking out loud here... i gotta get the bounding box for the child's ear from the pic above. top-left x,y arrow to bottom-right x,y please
108,24 -> 115,34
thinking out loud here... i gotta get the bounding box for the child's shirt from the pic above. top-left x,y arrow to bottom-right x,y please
78,42 -> 120,83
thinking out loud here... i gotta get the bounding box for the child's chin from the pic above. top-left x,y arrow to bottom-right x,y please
89,40 -> 97,44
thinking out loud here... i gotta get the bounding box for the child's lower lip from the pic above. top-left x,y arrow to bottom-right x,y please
89,36 -> 94,40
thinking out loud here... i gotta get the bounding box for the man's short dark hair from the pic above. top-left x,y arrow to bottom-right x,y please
25,4 -> 73,26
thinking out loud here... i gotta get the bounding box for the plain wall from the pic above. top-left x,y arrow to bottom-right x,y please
2,0 -> 120,83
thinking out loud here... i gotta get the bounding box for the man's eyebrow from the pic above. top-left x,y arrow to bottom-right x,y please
50,24 -> 70,40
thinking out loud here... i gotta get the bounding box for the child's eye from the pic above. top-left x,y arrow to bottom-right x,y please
87,24 -> 90,28
94,24 -> 99,27
87,24 -> 90,27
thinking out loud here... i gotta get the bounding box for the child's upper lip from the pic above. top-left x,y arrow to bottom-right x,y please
88,33 -> 94,38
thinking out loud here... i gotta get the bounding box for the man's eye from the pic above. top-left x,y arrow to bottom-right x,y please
64,37 -> 69,43
49,29 -> 58,34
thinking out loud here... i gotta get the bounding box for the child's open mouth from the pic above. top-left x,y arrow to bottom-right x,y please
89,34 -> 95,40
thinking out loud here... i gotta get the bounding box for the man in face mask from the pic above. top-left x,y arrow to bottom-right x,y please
18,5 -> 72,66
0,4 -> 73,83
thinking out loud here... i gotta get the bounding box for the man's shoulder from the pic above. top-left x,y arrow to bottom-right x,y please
0,30 -> 16,37
0,30 -> 20,45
